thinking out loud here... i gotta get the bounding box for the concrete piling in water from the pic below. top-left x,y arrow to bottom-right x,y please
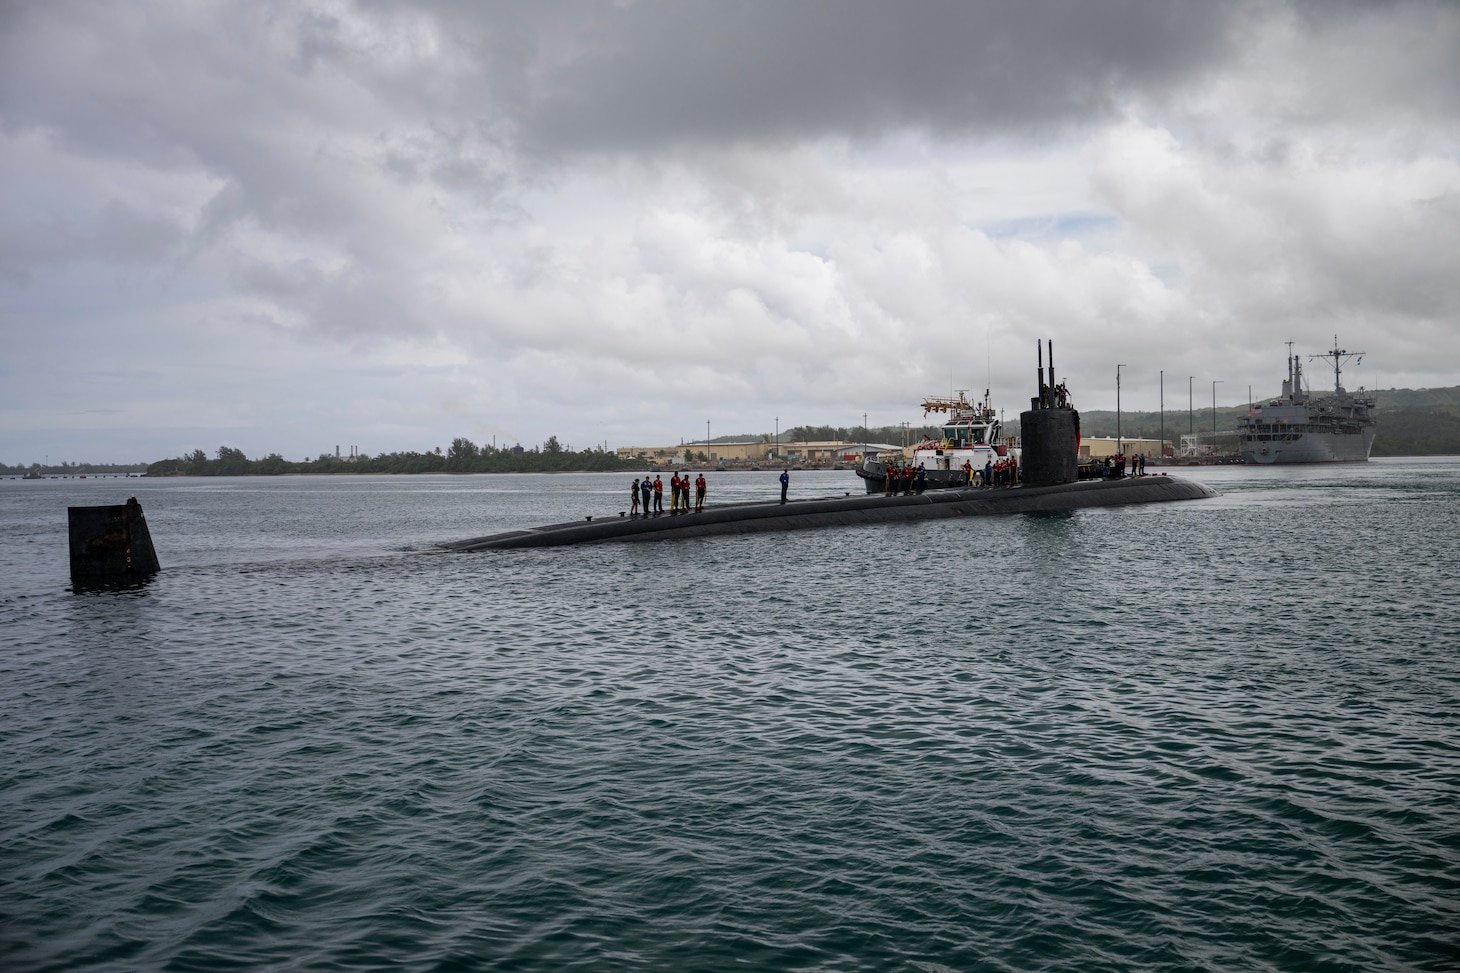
68,497 -> 160,586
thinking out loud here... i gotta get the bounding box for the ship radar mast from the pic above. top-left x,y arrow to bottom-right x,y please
1309,335 -> 1364,395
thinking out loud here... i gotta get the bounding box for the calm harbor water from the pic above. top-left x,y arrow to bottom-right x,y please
3,461 -> 1458,971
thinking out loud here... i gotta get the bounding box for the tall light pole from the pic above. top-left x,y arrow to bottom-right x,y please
1116,364 -> 1126,451
774,416 -> 779,458
1211,380 -> 1223,438
706,420 -> 710,464
1188,375 -> 1194,437
1159,369 -> 1165,461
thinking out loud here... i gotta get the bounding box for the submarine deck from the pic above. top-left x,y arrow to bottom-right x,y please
444,475 -> 1216,551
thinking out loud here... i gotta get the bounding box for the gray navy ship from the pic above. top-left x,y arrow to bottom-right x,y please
1238,337 -> 1376,464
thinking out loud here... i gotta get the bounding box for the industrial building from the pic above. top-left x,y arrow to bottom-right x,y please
617,440 -> 901,468
1077,436 -> 1167,461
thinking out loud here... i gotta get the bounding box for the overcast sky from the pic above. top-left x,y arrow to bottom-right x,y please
3,0 -> 1458,464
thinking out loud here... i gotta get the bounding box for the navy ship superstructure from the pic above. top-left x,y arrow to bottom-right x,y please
1239,338 -> 1376,464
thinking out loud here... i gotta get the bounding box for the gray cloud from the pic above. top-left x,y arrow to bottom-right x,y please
500,0 -> 1245,151
1,0 -> 1457,463
471,1 -> 1460,155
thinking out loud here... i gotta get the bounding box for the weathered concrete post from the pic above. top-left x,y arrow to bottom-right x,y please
68,497 -> 160,586
1020,339 -> 1080,488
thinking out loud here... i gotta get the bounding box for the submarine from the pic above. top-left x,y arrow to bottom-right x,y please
446,341 -> 1216,552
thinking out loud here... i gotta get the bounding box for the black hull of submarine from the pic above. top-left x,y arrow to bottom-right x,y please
445,475 -> 1216,551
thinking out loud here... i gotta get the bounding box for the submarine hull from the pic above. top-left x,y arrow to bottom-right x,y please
446,475 -> 1216,551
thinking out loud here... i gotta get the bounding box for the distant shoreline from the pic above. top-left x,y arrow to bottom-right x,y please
8,455 -> 1460,482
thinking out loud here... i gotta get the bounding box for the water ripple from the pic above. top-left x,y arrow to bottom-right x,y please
2,466 -> 1458,970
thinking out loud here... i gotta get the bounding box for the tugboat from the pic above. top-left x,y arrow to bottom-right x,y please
1239,337 -> 1376,464
856,389 -> 1022,493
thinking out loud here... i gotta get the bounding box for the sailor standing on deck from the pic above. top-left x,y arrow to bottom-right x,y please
779,469 -> 790,504
631,478 -> 641,516
695,473 -> 707,512
653,474 -> 664,513
641,476 -> 653,513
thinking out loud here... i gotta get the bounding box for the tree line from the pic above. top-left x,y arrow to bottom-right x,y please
144,438 -> 635,477
15,385 -> 1460,475
783,424 -> 943,445
0,459 -> 147,476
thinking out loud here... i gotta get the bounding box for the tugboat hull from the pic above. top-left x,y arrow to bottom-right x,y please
856,461 -> 974,493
